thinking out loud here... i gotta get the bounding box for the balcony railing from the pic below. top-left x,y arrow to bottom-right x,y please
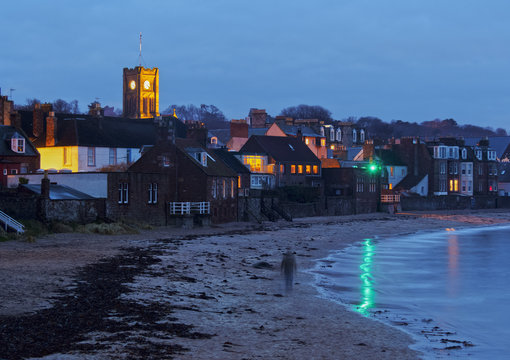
169,202 -> 210,215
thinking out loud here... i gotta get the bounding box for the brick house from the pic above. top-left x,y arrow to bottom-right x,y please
0,125 -> 40,187
106,138 -> 238,225
239,135 -> 322,189
265,122 -> 327,159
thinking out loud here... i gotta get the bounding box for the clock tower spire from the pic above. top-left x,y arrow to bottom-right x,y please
122,35 -> 160,119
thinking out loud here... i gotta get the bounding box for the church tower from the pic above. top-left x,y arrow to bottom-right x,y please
122,66 -> 160,119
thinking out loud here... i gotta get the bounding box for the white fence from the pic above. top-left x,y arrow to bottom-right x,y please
0,210 -> 25,233
169,202 -> 210,215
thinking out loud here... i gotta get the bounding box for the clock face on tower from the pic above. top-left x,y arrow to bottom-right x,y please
129,80 -> 136,90
144,80 -> 151,90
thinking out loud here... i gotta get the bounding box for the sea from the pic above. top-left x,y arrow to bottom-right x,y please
309,225 -> 510,359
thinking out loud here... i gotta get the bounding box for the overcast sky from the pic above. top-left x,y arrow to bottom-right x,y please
2,0 -> 510,130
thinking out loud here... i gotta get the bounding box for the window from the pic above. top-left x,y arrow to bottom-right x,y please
87,147 -> 96,166
478,165 -> 483,175
231,179 -> 235,198
238,176 -> 241,189
10,135 -> 25,153
211,137 -> 218,145
476,150 -> 482,160
320,138 -> 326,146
306,165 -> 311,174
162,155 -> 171,167
462,148 -> 467,159
313,165 -> 318,174
468,181 -> 472,191
243,155 -> 264,172
127,149 -> 132,163
63,147 -> 71,165
454,180 -> 458,192
2,169 -> 6,176
10,169 -> 17,175
468,164 -> 472,174
280,164 -> 284,173
461,164 -> 466,174
212,179 -> 217,198
320,127 -> 325,136
148,183 -> 158,204
352,129 -> 357,143
118,183 -> 128,204
440,162 -> 446,174
439,147 -> 446,159
222,179 -> 227,199
330,129 -> 335,141
109,148 -> 117,165
291,165 -> 296,174
390,167 -> 394,177
298,165 -> 303,174
305,138 -> 310,145
360,129 -> 365,143
462,181 -> 466,192
336,128 -> 342,141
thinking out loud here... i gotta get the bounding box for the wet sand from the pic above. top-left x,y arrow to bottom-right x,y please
1,209 -> 509,359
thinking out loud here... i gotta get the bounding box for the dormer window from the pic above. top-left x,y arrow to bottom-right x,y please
336,128 -> 342,141
11,134 -> 25,153
360,129 -> 365,143
462,148 -> 467,159
476,150 -> 482,160
320,127 -> 325,136
211,137 -> 218,145
352,129 -> 357,143
330,128 -> 335,141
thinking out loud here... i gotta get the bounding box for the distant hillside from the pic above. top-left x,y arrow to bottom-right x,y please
356,117 -> 508,140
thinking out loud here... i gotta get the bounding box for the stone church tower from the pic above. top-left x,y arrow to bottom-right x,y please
122,66 -> 160,119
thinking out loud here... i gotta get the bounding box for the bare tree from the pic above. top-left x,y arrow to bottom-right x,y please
279,104 -> 333,122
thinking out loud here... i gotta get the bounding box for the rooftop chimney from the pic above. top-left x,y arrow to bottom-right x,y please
45,111 -> 57,147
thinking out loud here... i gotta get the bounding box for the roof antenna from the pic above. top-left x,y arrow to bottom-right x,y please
138,32 -> 142,67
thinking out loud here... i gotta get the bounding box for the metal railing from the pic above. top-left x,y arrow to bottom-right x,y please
0,210 -> 25,233
169,202 -> 210,215
381,194 -> 400,203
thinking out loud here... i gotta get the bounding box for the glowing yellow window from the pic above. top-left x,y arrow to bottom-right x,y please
389,183 -> 393,190
280,164 -> 284,173
305,138 -> 310,145
244,156 -> 263,172
330,145 -> 335,150
454,179 -> 458,192
449,180 -> 453,191
306,165 -> 311,174
238,176 -> 241,188
313,165 -> 318,174
291,165 -> 296,174
298,165 -> 303,174
320,139 -> 326,146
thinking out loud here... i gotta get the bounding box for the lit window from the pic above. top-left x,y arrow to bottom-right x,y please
313,165 -> 318,174
87,147 -> 96,166
390,167 -> 394,177
305,138 -> 310,145
320,138 -> 326,146
330,145 -> 335,150
231,179 -> 235,198
280,164 -> 284,173
222,179 -> 227,199
243,155 -> 263,172
212,179 -> 217,198
63,147 -> 72,165
298,165 -> 303,174
454,180 -> 458,192
211,137 -> 218,145
238,176 -> 241,189
389,183 -> 393,190
11,135 -> 25,153
449,180 -> 453,192
306,165 -> 311,174
291,165 -> 296,174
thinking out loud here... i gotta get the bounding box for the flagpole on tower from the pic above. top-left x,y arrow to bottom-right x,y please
139,32 -> 142,66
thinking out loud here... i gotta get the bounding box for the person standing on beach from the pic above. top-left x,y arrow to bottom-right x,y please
281,251 -> 297,291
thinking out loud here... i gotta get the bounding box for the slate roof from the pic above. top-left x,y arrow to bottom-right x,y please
213,148 -> 250,174
240,135 -> 320,164
0,125 -> 38,157
208,129 -> 230,145
276,124 -> 322,138
19,110 -> 186,149
394,174 -> 427,191
175,139 -> 237,177
21,184 -> 96,200
498,163 -> 510,183
464,136 -> 510,158
375,149 -> 406,166
248,128 -> 267,137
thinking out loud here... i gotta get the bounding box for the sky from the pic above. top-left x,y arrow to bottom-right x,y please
2,0 -> 510,130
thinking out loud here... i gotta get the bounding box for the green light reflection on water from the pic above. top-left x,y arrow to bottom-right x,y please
354,238 -> 376,316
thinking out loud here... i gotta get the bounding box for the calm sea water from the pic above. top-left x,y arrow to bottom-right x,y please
309,225 -> 510,359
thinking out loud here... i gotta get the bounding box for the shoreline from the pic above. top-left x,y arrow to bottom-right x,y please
1,210 -> 509,359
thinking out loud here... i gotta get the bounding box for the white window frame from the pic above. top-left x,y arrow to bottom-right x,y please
109,148 -> 117,165
148,183 -> 158,204
87,147 -> 96,166
336,128 -> 342,141
118,183 -> 129,204
11,136 -> 25,154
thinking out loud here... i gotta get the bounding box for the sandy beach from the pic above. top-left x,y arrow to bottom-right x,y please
1,209 -> 510,359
